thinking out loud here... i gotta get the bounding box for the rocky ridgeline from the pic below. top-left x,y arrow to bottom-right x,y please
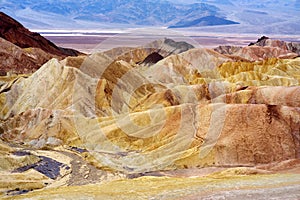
0,14 -> 300,199
0,12 -> 83,75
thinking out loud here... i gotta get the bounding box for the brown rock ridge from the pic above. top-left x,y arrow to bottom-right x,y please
0,12 -> 85,75
0,12 -> 81,57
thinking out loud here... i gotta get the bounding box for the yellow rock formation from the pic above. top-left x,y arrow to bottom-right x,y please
1,42 -> 300,198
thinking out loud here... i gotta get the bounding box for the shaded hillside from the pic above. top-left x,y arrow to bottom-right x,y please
169,16 -> 239,28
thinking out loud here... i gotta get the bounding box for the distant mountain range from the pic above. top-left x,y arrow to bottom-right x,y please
0,0 -> 223,28
0,0 -> 299,34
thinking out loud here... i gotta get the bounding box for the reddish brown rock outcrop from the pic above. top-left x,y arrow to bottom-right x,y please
214,45 -> 298,62
249,36 -> 300,56
0,12 -> 81,57
0,12 -> 85,75
0,38 -> 60,75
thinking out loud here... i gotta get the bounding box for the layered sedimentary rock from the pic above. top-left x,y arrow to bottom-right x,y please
0,38 -> 61,75
1,37 -> 300,198
215,36 -> 300,63
215,45 -> 298,62
249,36 -> 300,55
230,46 -> 298,61
214,45 -> 242,55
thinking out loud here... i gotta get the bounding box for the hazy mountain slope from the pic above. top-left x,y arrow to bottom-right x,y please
180,0 -> 300,34
1,0 -> 299,34
0,0 -> 220,28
